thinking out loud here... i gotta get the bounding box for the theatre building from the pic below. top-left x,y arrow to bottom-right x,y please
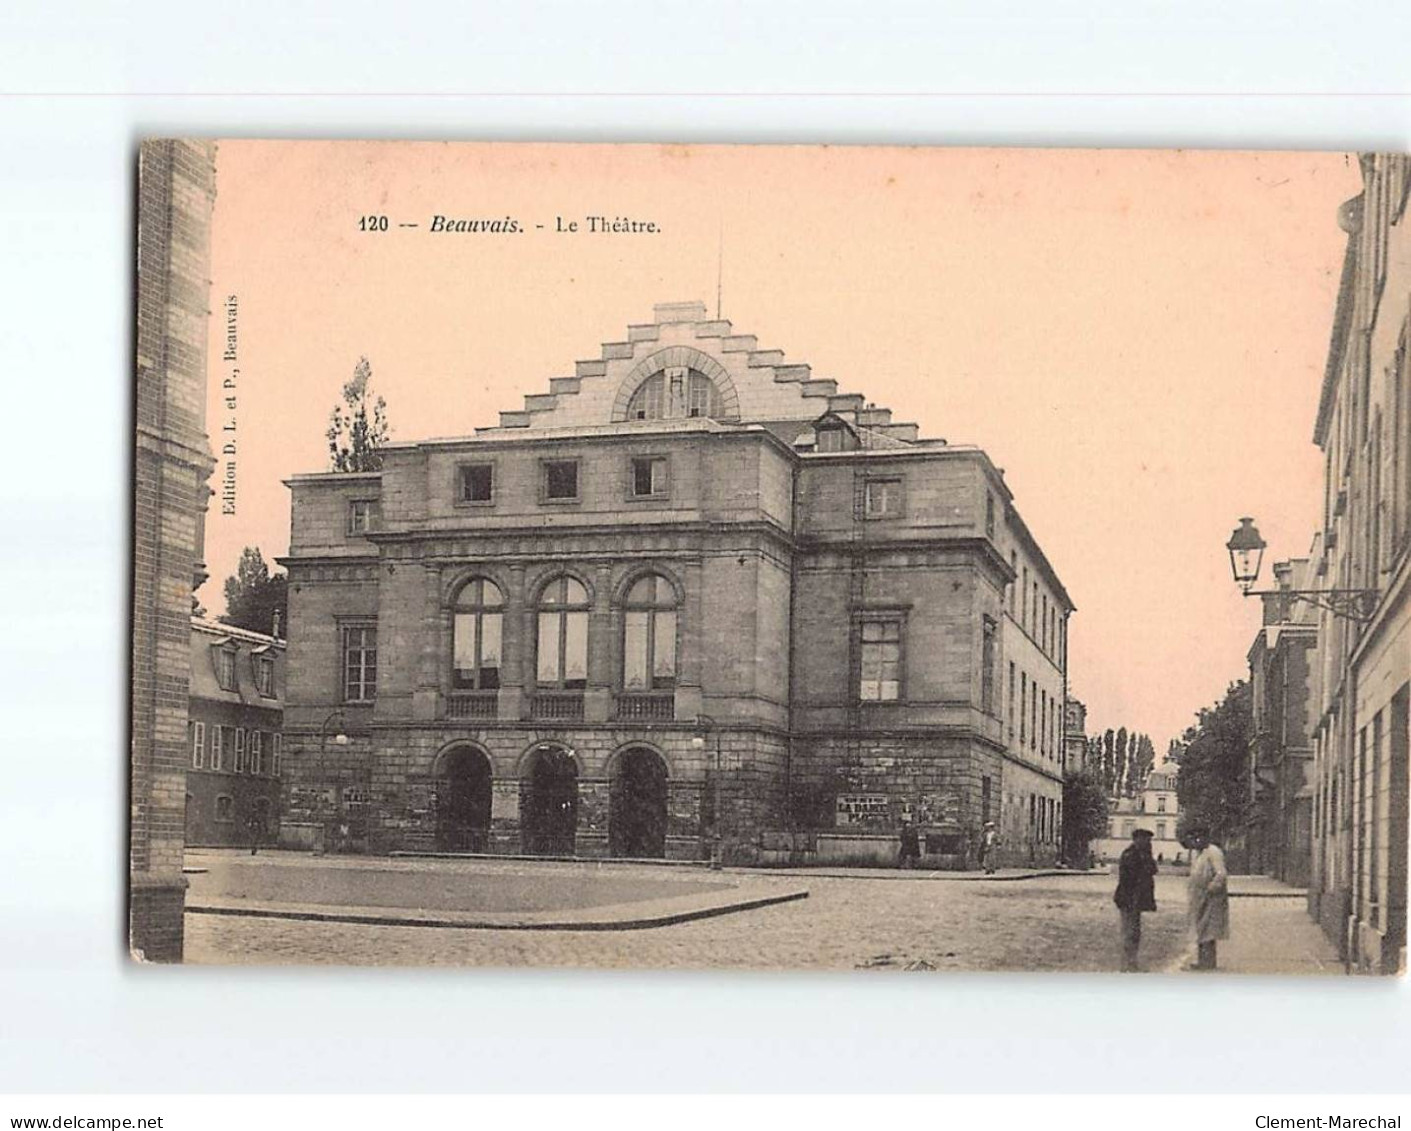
279,302 -> 1074,866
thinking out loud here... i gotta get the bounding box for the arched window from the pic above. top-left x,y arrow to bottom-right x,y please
452,578 -> 503,690
622,574 -> 677,691
626,367 -> 720,421
537,576 -> 589,689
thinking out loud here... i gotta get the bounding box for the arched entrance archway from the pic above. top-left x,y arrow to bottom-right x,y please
521,745 -> 578,855
609,747 -> 669,858
436,745 -> 493,852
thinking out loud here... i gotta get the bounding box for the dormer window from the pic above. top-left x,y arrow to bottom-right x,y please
810,413 -> 859,453
212,641 -> 238,691
253,650 -> 276,697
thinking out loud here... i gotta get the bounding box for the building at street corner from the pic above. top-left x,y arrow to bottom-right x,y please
280,302 -> 1074,868
1064,696 -> 1091,774
1307,154 -> 1410,974
185,618 -> 285,848
1093,767 -> 1187,866
1244,558 -> 1318,888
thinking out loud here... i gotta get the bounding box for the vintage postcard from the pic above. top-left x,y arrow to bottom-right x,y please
130,140 -> 1408,975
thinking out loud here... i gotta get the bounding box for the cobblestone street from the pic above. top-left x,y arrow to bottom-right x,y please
184,856 -> 1194,973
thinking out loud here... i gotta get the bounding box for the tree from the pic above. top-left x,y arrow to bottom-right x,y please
1174,680 -> 1253,845
221,546 -> 288,637
1086,735 -> 1103,778
1062,767 -> 1110,867
327,356 -> 390,472
1132,733 -> 1156,789
1101,728 -> 1118,796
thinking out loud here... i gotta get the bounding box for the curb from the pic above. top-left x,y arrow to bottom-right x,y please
185,888 -> 809,932
733,868 -> 1097,883
388,850 -> 713,869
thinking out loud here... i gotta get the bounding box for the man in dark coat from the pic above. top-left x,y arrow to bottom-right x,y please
1113,827 -> 1158,972
897,820 -> 921,869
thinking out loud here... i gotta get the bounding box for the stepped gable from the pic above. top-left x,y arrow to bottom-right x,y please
478,301 -> 918,444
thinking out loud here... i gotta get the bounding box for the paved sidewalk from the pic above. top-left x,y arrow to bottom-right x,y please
185,850 -> 810,931
1162,877 -> 1344,976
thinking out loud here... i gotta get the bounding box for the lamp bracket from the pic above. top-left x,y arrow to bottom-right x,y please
1241,587 -> 1379,624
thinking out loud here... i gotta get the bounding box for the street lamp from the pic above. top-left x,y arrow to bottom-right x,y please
1224,516 -> 1379,623
1225,517 -> 1267,594
691,714 -> 722,870
319,710 -> 349,853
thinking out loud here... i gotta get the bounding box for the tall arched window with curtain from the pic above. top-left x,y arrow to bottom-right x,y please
537,576 -> 589,689
452,578 -> 503,690
622,574 -> 677,691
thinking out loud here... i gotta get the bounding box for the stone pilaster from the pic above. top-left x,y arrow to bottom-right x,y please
130,139 -> 217,962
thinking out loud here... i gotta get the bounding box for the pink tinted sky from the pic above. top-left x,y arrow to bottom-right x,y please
200,140 -> 1360,754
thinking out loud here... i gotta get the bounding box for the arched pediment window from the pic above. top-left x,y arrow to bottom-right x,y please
622,574 -> 677,691
452,578 -> 503,690
537,576 -> 589,689
626,367 -> 720,421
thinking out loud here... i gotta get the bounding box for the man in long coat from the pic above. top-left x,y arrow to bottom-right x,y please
1186,827 -> 1229,970
1113,827 -> 1158,972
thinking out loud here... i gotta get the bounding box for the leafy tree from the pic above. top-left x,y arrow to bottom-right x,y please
1115,727 -> 1131,796
1062,767 -> 1110,867
327,356 -> 390,472
221,546 -> 288,637
1174,680 -> 1253,844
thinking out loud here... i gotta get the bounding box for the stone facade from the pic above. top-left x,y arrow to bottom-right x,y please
1307,154 -> 1410,974
186,618 -> 285,848
130,140 -> 217,961
281,303 -> 1074,867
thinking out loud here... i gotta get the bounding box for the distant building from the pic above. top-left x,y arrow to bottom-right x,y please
1093,768 -> 1187,865
280,301 -> 1075,868
1064,697 -> 1090,774
185,618 -> 285,848
1244,558 -> 1318,887
1307,153 -> 1410,974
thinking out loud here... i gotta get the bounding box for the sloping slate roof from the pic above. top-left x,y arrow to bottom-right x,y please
189,617 -> 285,709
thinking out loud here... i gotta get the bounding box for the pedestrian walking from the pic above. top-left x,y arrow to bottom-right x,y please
247,811 -> 263,856
897,820 -> 921,869
1113,827 -> 1158,972
979,821 -> 999,874
1185,827 -> 1229,971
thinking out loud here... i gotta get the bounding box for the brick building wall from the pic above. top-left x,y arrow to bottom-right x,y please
131,140 -> 216,961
